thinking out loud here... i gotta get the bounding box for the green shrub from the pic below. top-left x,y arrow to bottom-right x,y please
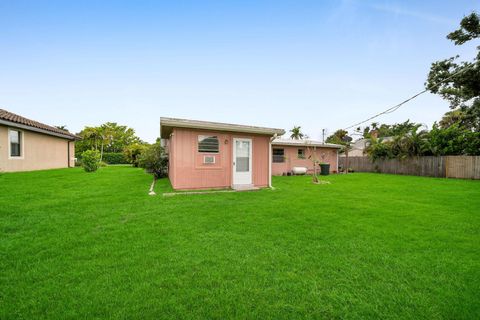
124,144 -> 148,167
138,142 -> 168,178
81,150 -> 101,172
102,152 -> 128,164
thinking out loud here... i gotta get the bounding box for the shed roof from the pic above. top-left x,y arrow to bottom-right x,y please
160,117 -> 285,138
0,109 -> 80,140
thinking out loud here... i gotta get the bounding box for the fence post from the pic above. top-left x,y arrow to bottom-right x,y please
445,156 -> 449,178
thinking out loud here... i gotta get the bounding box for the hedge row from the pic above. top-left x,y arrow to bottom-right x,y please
75,152 -> 129,164
102,152 -> 129,164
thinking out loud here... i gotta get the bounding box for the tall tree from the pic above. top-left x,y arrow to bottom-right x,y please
326,129 -> 352,172
426,12 -> 480,132
325,129 -> 348,145
76,126 -> 101,152
76,123 -> 143,157
289,126 -> 304,140
98,122 -> 141,153
98,125 -> 113,161
357,120 -> 423,139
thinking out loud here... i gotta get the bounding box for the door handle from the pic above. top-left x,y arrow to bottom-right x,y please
233,161 -> 235,165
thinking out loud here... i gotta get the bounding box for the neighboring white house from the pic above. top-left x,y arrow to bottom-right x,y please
340,137 -> 394,157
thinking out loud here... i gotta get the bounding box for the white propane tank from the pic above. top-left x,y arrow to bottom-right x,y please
292,167 -> 308,175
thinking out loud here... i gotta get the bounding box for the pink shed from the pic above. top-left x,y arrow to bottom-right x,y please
161,118 -> 284,191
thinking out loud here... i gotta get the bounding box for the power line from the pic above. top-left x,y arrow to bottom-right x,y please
343,61 -> 477,131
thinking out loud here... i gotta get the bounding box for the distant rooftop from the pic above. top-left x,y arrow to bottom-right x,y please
272,138 -> 342,149
160,117 -> 285,138
0,108 -> 80,140
352,137 -> 394,149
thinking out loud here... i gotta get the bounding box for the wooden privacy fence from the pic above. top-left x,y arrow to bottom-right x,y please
339,156 -> 480,179
445,156 -> 480,179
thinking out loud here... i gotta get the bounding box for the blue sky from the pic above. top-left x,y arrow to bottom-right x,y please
1,0 -> 479,142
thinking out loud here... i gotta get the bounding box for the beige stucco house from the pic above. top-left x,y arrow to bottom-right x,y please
0,109 -> 80,172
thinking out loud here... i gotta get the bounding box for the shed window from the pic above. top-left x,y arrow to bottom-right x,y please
9,130 -> 22,157
273,148 -> 284,163
204,155 -> 215,164
298,148 -> 305,159
198,135 -> 219,153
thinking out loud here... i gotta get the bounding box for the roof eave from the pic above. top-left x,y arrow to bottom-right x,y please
271,141 -> 342,149
0,119 -> 80,140
160,117 -> 285,137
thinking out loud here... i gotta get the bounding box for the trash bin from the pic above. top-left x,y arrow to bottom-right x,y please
320,163 -> 330,175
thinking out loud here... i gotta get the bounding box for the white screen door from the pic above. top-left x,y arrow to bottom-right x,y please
233,138 -> 252,185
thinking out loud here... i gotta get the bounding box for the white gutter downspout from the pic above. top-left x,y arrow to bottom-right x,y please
269,133 -> 277,188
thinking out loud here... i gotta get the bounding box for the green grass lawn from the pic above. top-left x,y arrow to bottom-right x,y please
1,166 -> 479,319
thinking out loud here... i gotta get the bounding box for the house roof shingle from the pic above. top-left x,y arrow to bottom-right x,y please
0,109 -> 80,140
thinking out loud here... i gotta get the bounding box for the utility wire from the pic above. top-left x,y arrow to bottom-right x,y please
343,61 -> 477,130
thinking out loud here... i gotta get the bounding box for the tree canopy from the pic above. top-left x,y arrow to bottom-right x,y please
356,120 -> 420,139
76,123 -> 144,158
426,12 -> 480,132
348,12 -> 480,160
325,129 -> 348,145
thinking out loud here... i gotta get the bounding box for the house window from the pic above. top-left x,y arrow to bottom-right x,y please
9,129 -> 22,157
298,148 -> 305,159
273,148 -> 284,163
198,135 -> 219,153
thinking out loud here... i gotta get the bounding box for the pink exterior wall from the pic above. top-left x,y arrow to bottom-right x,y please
271,145 -> 338,175
166,138 -> 175,186
167,128 -> 270,190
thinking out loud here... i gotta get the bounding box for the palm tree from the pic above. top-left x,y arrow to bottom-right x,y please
55,125 -> 69,132
98,125 -> 114,162
289,126 -> 304,140
439,109 -> 466,129
400,125 -> 429,157
365,136 -> 385,161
